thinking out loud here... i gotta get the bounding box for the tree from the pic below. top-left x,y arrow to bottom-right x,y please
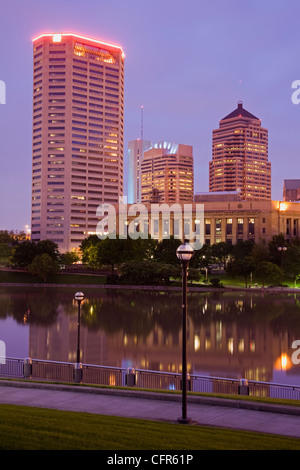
60,251 -> 80,266
11,240 -> 59,268
284,245 -> 300,286
96,236 -> 134,275
0,243 -> 12,265
35,240 -> 60,261
226,255 -> 256,287
254,261 -> 283,287
80,234 -> 101,265
153,236 -> 182,265
11,240 -> 38,267
120,260 -> 180,285
28,253 -> 59,282
190,243 -> 212,269
268,234 -> 287,266
130,237 -> 156,262
0,230 -> 15,245
231,240 -> 255,260
210,242 -> 233,268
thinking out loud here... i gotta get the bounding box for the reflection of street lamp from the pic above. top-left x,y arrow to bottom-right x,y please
278,246 -> 287,270
176,241 -> 194,424
202,255 -> 208,281
74,291 -> 85,382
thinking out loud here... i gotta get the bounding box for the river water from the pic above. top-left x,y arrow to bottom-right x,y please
0,286 -> 300,386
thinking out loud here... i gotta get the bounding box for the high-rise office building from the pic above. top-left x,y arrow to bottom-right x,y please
209,102 -> 271,200
141,141 -> 194,204
128,139 -> 152,203
31,33 -> 125,251
283,179 -> 300,201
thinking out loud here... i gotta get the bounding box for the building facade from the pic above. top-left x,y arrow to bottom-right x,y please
128,139 -> 152,203
31,33 -> 125,251
283,179 -> 300,202
209,102 -> 271,200
140,141 -> 194,204
108,199 -> 300,246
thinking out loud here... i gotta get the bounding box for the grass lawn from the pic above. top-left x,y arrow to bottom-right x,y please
0,404 -> 299,450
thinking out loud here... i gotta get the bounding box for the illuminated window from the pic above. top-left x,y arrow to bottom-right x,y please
74,42 -> 117,64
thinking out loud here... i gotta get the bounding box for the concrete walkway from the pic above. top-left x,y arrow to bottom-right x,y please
0,380 -> 299,439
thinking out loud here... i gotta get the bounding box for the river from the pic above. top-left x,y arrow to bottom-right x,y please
0,285 -> 300,386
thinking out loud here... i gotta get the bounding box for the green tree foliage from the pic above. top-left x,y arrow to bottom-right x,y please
80,235 -> 101,266
27,253 -> 59,282
0,243 -> 12,265
268,234 -> 287,265
231,240 -> 255,259
254,261 -> 283,287
226,256 -> 256,287
210,242 -> 233,267
0,230 -> 15,244
284,244 -> 300,286
119,260 -> 180,285
60,251 -> 80,266
190,243 -> 212,269
11,240 -> 60,267
153,236 -> 182,265
96,236 -> 135,275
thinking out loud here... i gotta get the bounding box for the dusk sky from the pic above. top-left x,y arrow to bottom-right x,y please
1,0 -> 300,231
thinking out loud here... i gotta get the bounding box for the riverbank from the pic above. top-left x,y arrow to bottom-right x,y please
0,274 -> 300,294
1,282 -> 300,295
0,269 -> 299,293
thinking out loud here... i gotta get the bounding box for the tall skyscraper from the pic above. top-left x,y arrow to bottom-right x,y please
209,102 -> 271,200
31,33 -> 125,252
140,141 -> 194,204
128,139 -> 152,203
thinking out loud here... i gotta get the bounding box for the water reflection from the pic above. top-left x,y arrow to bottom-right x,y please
0,286 -> 300,385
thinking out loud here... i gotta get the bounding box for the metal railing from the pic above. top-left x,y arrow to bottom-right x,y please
0,357 -> 299,401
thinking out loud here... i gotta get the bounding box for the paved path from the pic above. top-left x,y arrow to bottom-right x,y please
0,380 -> 299,439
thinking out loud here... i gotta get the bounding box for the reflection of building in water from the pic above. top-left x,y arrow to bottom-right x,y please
29,303 -> 108,365
28,293 -> 300,383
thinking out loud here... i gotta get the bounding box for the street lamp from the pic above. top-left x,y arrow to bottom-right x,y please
176,241 -> 194,424
278,246 -> 287,270
74,291 -> 85,382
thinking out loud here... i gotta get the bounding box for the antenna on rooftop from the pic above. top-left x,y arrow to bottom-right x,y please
141,105 -> 144,141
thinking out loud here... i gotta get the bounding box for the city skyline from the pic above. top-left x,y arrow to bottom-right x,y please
1,0 -> 300,231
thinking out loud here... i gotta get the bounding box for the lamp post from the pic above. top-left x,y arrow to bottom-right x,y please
278,246 -> 287,270
74,291 -> 85,382
176,241 -> 194,424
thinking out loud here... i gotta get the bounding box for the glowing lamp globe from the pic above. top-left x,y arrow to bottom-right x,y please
75,292 -> 85,302
176,242 -> 194,263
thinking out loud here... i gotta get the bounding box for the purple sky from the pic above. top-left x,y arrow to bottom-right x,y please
0,0 -> 300,231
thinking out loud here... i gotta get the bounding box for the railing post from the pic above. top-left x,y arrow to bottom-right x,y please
125,367 -> 136,386
23,357 -> 32,378
180,373 -> 191,391
73,362 -> 82,383
238,378 -> 249,395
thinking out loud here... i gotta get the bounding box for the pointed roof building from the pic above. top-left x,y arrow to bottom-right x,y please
209,102 -> 271,200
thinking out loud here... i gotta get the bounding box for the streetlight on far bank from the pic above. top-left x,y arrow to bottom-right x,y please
74,291 -> 85,382
278,246 -> 287,270
176,240 -> 194,424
